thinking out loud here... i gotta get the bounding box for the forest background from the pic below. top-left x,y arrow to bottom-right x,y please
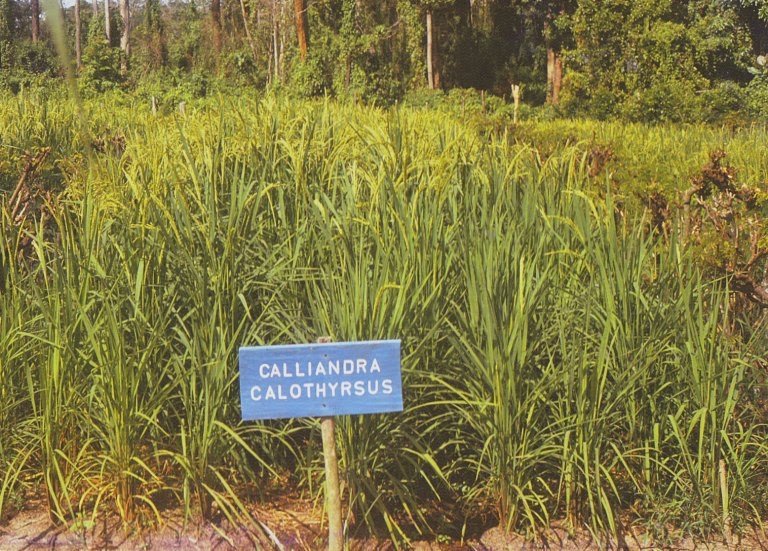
3,0 -> 768,121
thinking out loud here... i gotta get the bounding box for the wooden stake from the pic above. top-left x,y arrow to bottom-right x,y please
720,459 -> 733,549
318,336 -> 343,551
511,84 -> 521,124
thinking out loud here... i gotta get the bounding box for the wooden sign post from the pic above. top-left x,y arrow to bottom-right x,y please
239,339 -> 403,551
317,337 -> 342,551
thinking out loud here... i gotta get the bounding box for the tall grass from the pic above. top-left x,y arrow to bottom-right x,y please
0,92 -> 765,545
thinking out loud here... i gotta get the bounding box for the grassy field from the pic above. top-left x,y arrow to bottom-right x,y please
1,89 -> 767,545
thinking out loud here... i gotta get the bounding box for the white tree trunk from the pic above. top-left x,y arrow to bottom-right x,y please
426,10 -> 434,89
119,0 -> 130,73
104,0 -> 111,43
75,0 -> 82,69
272,0 -> 280,81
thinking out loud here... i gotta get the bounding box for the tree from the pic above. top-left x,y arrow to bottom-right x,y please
426,6 -> 434,87
75,0 -> 82,69
272,0 -> 282,81
211,0 -> 221,54
238,0 -> 258,66
419,0 -> 452,89
0,0 -> 13,71
81,16 -> 122,92
543,0 -> 575,105
119,0 -> 129,72
104,0 -> 111,43
140,0 -> 165,69
564,0 -> 751,120
31,0 -> 39,42
739,0 -> 768,20
294,0 -> 309,59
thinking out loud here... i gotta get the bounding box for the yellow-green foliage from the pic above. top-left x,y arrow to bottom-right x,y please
514,119 -> 768,194
2,89 -> 767,202
0,92 -> 767,545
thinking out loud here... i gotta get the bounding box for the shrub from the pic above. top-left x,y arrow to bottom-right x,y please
290,55 -> 330,98
745,77 -> 768,120
80,19 -> 122,94
700,81 -> 746,123
620,74 -> 703,123
0,41 -> 56,94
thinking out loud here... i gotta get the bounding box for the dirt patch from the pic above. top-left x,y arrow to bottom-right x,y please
3,501 -> 768,550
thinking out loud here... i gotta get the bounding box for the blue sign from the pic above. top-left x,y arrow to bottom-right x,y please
239,340 -> 402,420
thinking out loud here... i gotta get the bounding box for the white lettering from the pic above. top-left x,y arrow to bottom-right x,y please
250,385 -> 262,400
382,379 -> 393,395
341,381 -> 352,396
370,358 -> 381,373
259,364 -> 270,378
290,384 -> 301,399
328,360 -> 339,375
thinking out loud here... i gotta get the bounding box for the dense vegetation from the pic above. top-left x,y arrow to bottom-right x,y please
1,90 -> 768,545
2,0 -> 768,122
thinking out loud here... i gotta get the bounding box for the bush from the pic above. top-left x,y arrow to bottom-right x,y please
15,41 -> 55,76
700,81 -> 746,123
221,49 -> 268,88
402,88 -> 444,110
620,74 -> 702,123
745,77 -> 768,120
0,41 -> 56,94
80,20 -> 122,94
290,55 -> 330,98
132,69 -> 218,110
560,71 -> 620,120
339,63 -> 403,107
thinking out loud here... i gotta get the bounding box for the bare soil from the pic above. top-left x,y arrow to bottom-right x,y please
2,497 -> 768,550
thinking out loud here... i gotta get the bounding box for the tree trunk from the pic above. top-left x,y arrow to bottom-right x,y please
75,0 -> 82,69
426,9 -> 434,89
272,0 -> 280,81
119,0 -> 130,73
433,15 -> 441,89
294,0 -> 308,60
92,0 -> 98,17
211,0 -> 222,54
553,51 -> 563,105
546,47 -> 563,105
31,0 -> 39,42
546,48 -> 554,102
456,0 -> 471,28
105,0 -> 111,43
239,0 -> 258,66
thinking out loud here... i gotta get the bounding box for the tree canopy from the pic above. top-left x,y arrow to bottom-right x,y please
1,0 -> 767,121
